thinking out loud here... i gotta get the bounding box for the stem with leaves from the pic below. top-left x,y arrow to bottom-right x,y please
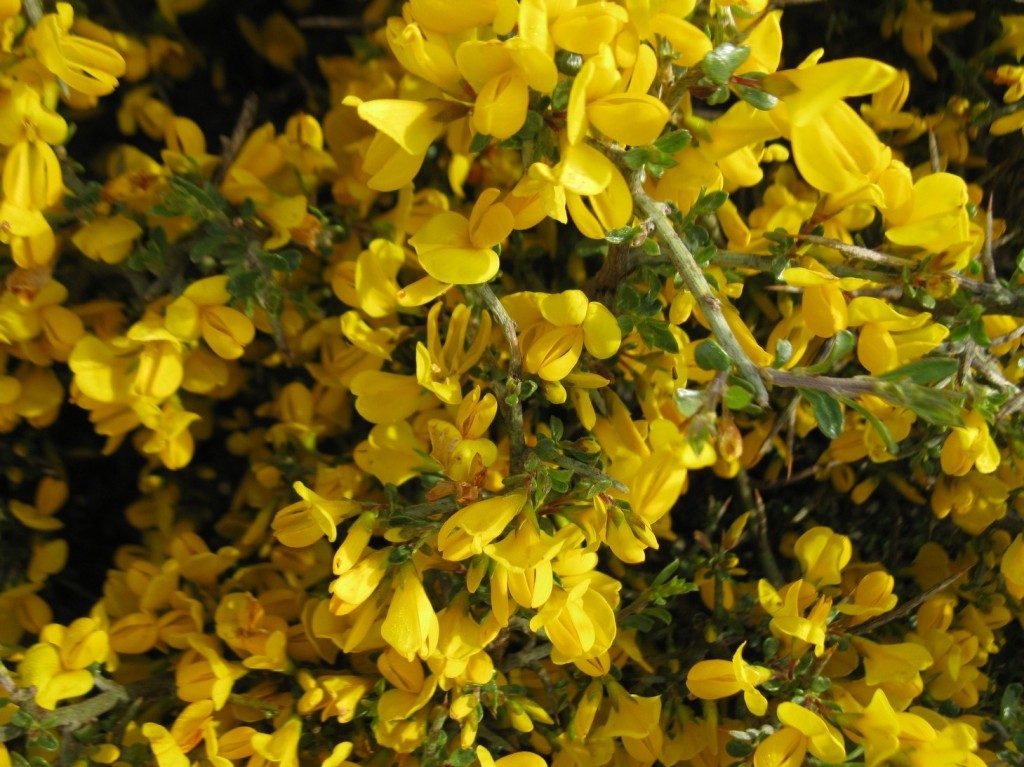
630,170 -> 770,406
472,284 -> 527,475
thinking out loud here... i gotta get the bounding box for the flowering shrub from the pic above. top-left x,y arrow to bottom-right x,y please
3,0 -> 1024,765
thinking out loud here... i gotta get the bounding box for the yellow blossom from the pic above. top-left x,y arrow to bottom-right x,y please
685,641 -> 772,715
33,3 -> 127,96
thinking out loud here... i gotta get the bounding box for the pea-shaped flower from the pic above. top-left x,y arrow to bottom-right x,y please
409,188 -> 514,285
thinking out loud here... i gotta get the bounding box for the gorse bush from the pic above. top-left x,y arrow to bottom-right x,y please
2,0 -> 1024,765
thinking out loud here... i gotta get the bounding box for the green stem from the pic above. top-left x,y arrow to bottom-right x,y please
472,284 -> 527,475
630,171 -> 770,406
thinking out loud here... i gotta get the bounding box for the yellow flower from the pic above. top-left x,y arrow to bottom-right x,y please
0,82 -> 68,146
759,579 -> 832,658
529,581 -> 616,665
409,188 -> 513,285
846,297 -> 948,375
504,290 -> 621,381
17,618 -> 110,709
165,275 -> 256,360
794,526 -> 852,586
3,139 -> 64,211
416,302 -> 492,405
940,411 -> 1000,477
381,564 -> 439,660
567,44 -> 670,147
685,641 -> 772,715
238,12 -> 306,71
457,38 -> 557,139
754,702 -> 846,767
852,637 -> 933,690
992,14 -> 1024,60
1001,533 -> 1024,601
887,0 -> 974,81
72,214 -> 142,264
7,476 -> 67,531
835,570 -> 898,626
437,492 -> 527,561
33,2 -> 127,96
272,481 -> 359,547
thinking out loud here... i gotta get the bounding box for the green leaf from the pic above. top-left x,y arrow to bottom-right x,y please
773,339 -> 793,368
694,339 -> 731,371
637,318 -> 680,353
674,388 -> 704,417
469,132 -> 492,153
654,129 -> 692,154
606,225 -> 641,244
227,268 -> 261,300
799,387 -> 844,440
651,559 -> 681,587
623,147 -> 650,170
692,190 -> 729,216
726,740 -> 754,758
846,398 -> 898,456
724,385 -> 754,410
735,83 -> 778,110
1001,683 -> 1023,721
550,78 -> 572,112
878,358 -> 958,385
616,283 -> 642,313
968,318 -> 991,346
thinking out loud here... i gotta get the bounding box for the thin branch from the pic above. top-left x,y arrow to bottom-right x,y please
214,94 -> 259,186
297,15 -> 371,30
983,193 -> 998,284
792,234 -> 915,269
631,170 -> 770,406
472,285 -> 527,475
846,565 -> 972,636
735,467 -> 784,587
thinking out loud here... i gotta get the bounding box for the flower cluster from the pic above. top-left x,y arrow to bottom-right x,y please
2,1 -> 1024,767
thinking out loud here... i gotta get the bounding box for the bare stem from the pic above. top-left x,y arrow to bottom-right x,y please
793,234 -> 914,269
735,467 -> 784,587
630,170 -> 770,406
472,285 -> 527,475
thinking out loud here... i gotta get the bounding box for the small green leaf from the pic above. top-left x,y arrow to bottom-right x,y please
694,339 -> 731,371
227,268 -> 260,300
623,147 -> 650,169
555,50 -> 583,75
469,132 -> 492,153
726,739 -> 754,758
675,388 -> 704,417
734,83 -> 778,110
879,358 -> 958,385
799,387 -> 844,440
773,339 -> 793,368
692,190 -> 729,216
654,129 -> 692,154
1001,683 -> 1023,721
724,385 -> 754,410
606,225 -> 641,244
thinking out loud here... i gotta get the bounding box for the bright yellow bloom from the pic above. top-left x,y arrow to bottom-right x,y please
381,564 -> 439,660
888,0 -> 974,81
165,275 -> 256,360
416,302 -> 492,404
1001,533 -> 1024,601
847,297 -> 948,375
940,411 -> 999,477
567,44 -> 670,147
272,480 -> 360,547
437,492 -> 527,561
18,618 -> 110,709
685,641 -> 772,715
529,580 -> 616,665
504,290 -> 621,381
409,188 -> 513,285
794,526 -> 852,586
72,214 -> 143,264
33,3 -> 127,96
